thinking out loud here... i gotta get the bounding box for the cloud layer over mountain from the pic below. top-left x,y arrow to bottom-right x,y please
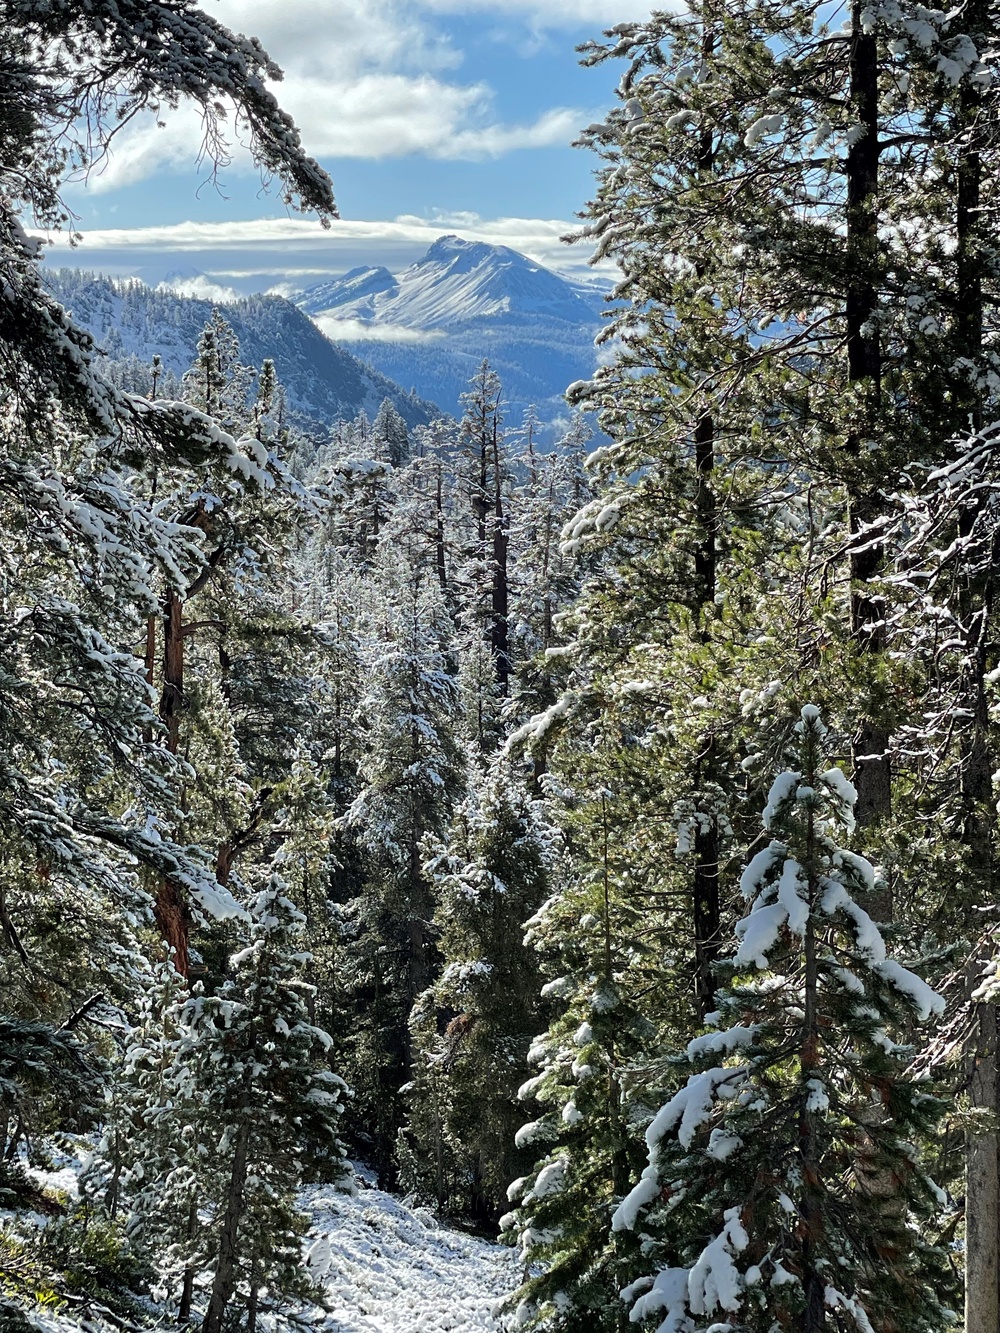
41,213 -> 614,288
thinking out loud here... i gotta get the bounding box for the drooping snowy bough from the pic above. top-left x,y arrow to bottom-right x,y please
612,707 -> 954,1333
0,0 -> 338,940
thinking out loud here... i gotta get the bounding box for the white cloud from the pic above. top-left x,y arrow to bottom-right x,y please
158,273 -> 243,303
78,74 -> 587,185
70,0 -> 608,191
273,74 -> 493,159
314,316 -> 447,344
85,105 -> 207,194
421,0 -> 654,25
444,107 -> 586,156
211,0 -> 458,78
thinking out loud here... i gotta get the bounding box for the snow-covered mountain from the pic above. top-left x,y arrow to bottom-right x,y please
300,235 -> 602,329
297,236 -> 606,427
43,270 -> 439,434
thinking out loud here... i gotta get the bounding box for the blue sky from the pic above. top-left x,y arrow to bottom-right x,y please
50,0 -> 651,289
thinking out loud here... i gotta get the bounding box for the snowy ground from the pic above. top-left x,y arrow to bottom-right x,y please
304,1173 -> 519,1333
4,1155 -> 519,1333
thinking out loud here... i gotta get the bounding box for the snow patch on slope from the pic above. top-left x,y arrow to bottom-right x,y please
303,1175 -> 518,1332
4,1160 -> 517,1333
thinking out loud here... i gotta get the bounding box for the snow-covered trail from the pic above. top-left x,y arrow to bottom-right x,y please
8,1155 -> 518,1333
303,1176 -> 519,1333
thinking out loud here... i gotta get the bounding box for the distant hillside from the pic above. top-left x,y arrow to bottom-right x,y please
43,270 -> 441,433
297,235 -> 606,428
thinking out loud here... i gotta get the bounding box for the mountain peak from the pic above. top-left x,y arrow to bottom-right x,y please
296,233 -> 603,341
424,233 -> 470,255
423,234 -> 501,268
297,265 -> 398,317
292,236 -> 604,421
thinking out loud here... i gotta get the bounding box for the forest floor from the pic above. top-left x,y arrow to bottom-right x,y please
3,1158 -> 518,1333
301,1170 -> 519,1332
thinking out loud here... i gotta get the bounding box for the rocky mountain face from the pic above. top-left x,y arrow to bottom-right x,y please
44,270 -> 440,433
296,235 -> 606,428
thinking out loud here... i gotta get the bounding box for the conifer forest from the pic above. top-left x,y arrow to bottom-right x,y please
9,1 -> 1000,1331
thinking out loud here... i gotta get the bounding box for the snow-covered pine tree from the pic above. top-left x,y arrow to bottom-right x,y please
89,955 -> 203,1315
341,549 -> 463,1179
507,412 -> 595,726
881,418 -> 1000,1331
611,706 -> 953,1333
113,878 -> 348,1331
1,1017 -> 104,1207
0,0 -> 351,1299
182,309 -> 253,425
458,362 -> 513,720
252,357 -> 287,445
551,13 -> 1000,1317
403,756 -> 557,1221
502,778 -> 664,1333
149,335 -> 327,971
372,397 -> 412,467
0,0 -> 341,1225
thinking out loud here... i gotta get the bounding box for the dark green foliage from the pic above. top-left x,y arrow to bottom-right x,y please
611,708 -> 956,1332
403,759 -> 556,1221
35,1212 -> 150,1304
0,1022 -> 102,1205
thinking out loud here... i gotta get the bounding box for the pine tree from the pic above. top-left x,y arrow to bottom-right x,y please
571,0 -> 998,866
611,707 -> 953,1333
341,553 -> 463,1179
459,362 -> 512,714
503,777 -> 669,1333
372,397 -> 411,467
1,1018 -> 103,1206
111,880 -> 348,1330
508,412 -> 594,720
0,0 -> 345,1308
90,956 -> 203,1315
150,339 -> 322,971
403,756 -> 557,1221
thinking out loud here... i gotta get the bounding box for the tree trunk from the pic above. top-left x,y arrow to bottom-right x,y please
161,589 -> 184,754
142,613 -> 156,745
435,464 -> 448,594
967,995 -> 1000,1333
799,787 -> 825,1332
693,413 -> 716,606
245,1249 -> 260,1333
178,1197 -> 198,1322
155,586 -> 191,975
154,880 -> 190,979
693,806 -> 721,1017
690,38 -> 723,1017
846,0 -> 890,837
406,914 -> 431,1029
955,6 -> 984,429
692,410 -> 719,1014
491,466 -> 510,694
202,1120 -> 250,1333
103,1127 -> 122,1218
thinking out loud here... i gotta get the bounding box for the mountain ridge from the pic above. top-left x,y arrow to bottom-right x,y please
42,269 -> 441,433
